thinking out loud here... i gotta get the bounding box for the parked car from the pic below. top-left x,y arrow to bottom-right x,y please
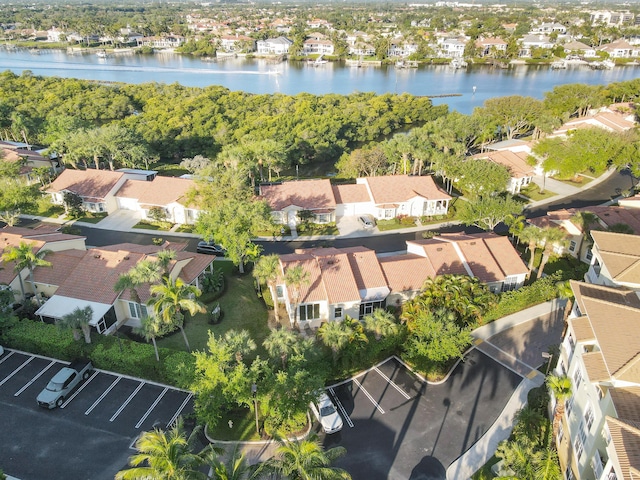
310,392 -> 343,434
358,215 -> 376,229
0,345 -> 4,356
196,241 -> 227,256
37,359 -> 93,409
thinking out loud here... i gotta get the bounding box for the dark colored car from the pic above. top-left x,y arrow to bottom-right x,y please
196,241 -> 227,256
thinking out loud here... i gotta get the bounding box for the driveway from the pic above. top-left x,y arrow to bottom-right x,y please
323,353 -> 521,480
0,350 -> 194,480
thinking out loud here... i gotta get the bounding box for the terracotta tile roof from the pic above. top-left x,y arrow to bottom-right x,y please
341,247 -> 388,291
471,151 -> 534,178
46,169 -> 124,200
586,206 -> 640,234
611,388 -> 640,424
314,251 -> 361,304
556,112 -> 635,134
569,315 -> 595,342
115,177 -> 196,207
260,179 -> 336,211
360,175 -> 450,204
582,351 -> 610,382
606,416 -> 640,480
332,184 -> 370,204
32,249 -> 86,286
52,248 -> 146,304
280,255 -> 327,304
379,254 -> 435,293
592,231 -> 640,284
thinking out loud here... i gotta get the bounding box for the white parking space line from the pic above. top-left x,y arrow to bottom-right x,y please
353,378 -> 385,414
373,367 -> 411,400
110,381 -> 145,422
167,393 -> 193,428
0,356 -> 33,387
14,361 -> 55,397
135,387 -> 168,429
0,350 -> 14,365
61,370 -> 99,408
86,376 -> 121,415
329,387 -> 354,428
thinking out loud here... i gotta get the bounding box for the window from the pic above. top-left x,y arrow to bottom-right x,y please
359,301 -> 385,319
565,465 -> 574,480
592,450 -> 604,478
573,367 -> 583,389
384,208 -> 394,219
299,304 -> 320,321
128,302 -> 148,319
607,467 -> 618,480
566,395 -> 575,418
569,240 -> 577,251
597,385 -> 605,400
557,422 -> 564,443
334,307 -> 342,319
593,259 -> 602,276
584,403 -> 595,430
574,435 -> 584,460
275,285 -> 284,299
604,425 -> 612,445
586,249 -> 593,262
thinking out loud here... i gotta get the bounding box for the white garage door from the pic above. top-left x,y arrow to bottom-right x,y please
117,197 -> 139,211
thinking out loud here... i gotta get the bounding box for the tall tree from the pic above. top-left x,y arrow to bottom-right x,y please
317,320 -> 353,364
536,227 -> 567,280
224,330 -> 257,364
136,315 -> 170,362
363,308 -> 399,341
261,435 -> 351,480
1,241 -> 52,305
546,374 -> 572,438
148,277 -> 206,351
519,225 -> 544,274
283,265 -> 310,327
458,195 -> 522,232
116,418 -> 217,480
263,329 -> 299,369
253,254 -> 282,324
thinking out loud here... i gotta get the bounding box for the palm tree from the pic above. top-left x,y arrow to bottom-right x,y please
136,316 -> 169,362
519,226 -> 544,275
114,272 -> 142,304
261,435 -> 351,480
546,374 -> 572,438
513,406 -> 545,443
556,280 -> 575,321
283,265 -> 310,328
132,258 -> 163,285
504,213 -> 526,244
318,320 -> 353,364
536,227 -> 567,280
116,418 -> 217,480
224,330 -> 256,363
263,329 -> 299,369
156,249 -> 177,278
253,254 -> 282,324
1,241 -> 52,305
363,308 -> 398,341
148,277 -> 206,352
57,305 -> 93,344
208,445 -> 256,480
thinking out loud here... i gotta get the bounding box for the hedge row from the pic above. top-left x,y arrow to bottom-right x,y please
2,319 -> 195,388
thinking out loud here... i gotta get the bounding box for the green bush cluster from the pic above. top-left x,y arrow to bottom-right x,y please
2,319 -> 195,386
485,273 -> 562,323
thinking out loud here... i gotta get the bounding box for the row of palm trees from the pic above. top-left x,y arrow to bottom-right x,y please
116,418 -> 351,480
1,240 -> 52,307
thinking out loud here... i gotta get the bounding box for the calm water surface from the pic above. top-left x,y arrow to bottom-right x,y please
1,49 -> 639,114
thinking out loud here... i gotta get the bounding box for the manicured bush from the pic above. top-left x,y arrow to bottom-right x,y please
163,351 -> 196,389
90,338 -> 165,381
262,286 -> 274,309
484,272 -> 562,323
4,319 -> 84,359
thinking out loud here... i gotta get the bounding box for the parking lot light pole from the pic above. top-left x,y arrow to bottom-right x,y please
542,352 -> 553,376
252,383 -> 259,435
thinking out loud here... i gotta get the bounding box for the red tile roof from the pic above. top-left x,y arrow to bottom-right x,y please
379,254 -> 435,293
332,184 -> 370,204
471,150 -> 534,178
361,175 -> 450,204
46,169 -> 124,200
260,179 -> 336,211
115,177 -> 196,207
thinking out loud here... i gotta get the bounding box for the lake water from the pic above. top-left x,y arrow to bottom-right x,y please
1,48 -> 639,114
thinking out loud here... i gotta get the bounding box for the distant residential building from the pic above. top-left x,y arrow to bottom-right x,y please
475,37 -> 508,57
137,35 -> 185,49
219,34 -> 255,53
439,37 -> 467,58
590,10 -> 634,26
597,38 -> 638,58
519,34 -> 555,57
563,40 -> 596,58
470,150 -> 535,194
306,18 -> 333,30
256,36 -> 292,55
303,34 -> 334,55
549,108 -> 636,138
586,231 -> 640,289
530,22 -> 567,34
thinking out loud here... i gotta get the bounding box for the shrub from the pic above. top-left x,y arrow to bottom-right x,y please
4,319 -> 84,359
90,338 -> 165,382
201,268 -> 225,294
163,351 -> 196,389
485,273 -> 562,323
400,216 -> 416,226
262,285 -> 274,309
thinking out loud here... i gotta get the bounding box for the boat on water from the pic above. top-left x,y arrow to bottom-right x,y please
311,54 -> 328,66
96,49 -> 109,59
450,58 -> 468,69
395,60 -> 418,69
551,60 -> 567,69
589,59 -> 615,70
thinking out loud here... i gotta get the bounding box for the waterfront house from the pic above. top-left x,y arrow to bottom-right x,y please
256,37 -> 293,55
137,35 -> 185,49
562,40 -> 596,58
439,37 -> 467,58
519,34 -> 555,57
470,150 -> 535,194
475,37 -> 508,57
219,34 -> 255,53
553,280 -> 640,480
303,33 -> 335,55
33,243 -> 215,334
597,38 -> 637,58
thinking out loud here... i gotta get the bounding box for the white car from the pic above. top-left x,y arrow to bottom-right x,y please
310,392 -> 343,434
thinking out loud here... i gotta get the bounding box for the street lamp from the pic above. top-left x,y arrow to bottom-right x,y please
251,383 -> 259,435
542,351 -> 553,376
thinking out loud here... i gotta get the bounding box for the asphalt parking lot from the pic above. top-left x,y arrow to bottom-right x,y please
0,349 -> 194,480
323,351 -> 521,480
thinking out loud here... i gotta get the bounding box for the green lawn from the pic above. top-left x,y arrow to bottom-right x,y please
132,220 -> 174,231
518,184 -> 556,202
377,218 -> 416,231
175,224 -> 195,233
156,261 -> 270,354
551,174 -> 595,187
206,407 -> 262,441
69,212 -> 108,224
297,222 -> 339,236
